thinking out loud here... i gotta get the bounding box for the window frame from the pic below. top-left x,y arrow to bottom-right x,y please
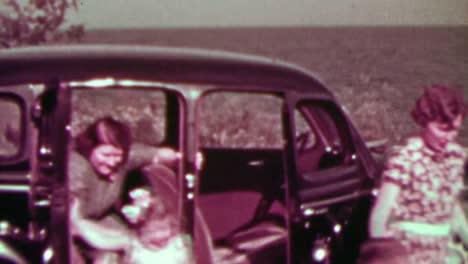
294,99 -> 357,175
0,85 -> 33,166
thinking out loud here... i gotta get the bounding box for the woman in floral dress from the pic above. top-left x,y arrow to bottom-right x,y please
368,84 -> 468,263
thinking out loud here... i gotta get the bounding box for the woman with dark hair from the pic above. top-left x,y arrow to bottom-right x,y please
69,116 -> 182,263
73,117 -> 132,180
366,84 -> 468,263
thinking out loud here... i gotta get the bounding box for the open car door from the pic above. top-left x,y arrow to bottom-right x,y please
285,93 -> 374,263
32,81 -> 72,263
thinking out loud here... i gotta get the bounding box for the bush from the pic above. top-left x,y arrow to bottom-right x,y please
0,0 -> 84,48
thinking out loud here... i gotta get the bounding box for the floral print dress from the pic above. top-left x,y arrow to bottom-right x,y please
382,136 -> 466,263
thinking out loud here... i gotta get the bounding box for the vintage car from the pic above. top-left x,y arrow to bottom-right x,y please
0,45 -> 381,264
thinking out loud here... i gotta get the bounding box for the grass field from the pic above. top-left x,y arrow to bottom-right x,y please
79,26 -> 468,147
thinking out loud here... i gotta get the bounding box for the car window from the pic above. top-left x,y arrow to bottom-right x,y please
0,95 -> 22,157
199,91 -> 284,148
294,108 -> 317,153
72,89 -> 166,145
296,100 -> 354,173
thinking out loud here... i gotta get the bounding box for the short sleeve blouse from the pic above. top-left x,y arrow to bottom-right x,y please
382,136 -> 466,224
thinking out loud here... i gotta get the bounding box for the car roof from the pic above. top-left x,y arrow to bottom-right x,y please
0,44 -> 332,96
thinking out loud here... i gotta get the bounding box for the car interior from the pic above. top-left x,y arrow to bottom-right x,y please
194,91 -> 289,264
53,83 -> 369,263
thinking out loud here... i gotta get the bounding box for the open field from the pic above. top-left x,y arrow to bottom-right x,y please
81,26 -> 468,147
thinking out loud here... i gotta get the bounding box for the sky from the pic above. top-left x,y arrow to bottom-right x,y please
68,0 -> 468,29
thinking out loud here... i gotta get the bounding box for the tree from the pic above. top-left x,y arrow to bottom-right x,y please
0,0 -> 84,48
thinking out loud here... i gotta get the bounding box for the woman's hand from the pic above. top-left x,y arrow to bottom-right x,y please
70,197 -> 83,235
152,147 -> 182,168
451,202 -> 468,246
121,204 -> 143,224
70,197 -> 82,221
122,187 -> 153,224
195,151 -> 204,171
152,147 -> 204,171
369,182 -> 400,238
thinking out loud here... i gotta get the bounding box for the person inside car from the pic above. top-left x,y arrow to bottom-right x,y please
69,116 -> 181,263
367,84 -> 468,263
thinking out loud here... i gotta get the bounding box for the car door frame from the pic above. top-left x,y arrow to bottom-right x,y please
32,80 -> 72,264
284,91 -> 375,263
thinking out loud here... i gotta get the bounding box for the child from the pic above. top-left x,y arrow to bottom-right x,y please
71,188 -> 193,264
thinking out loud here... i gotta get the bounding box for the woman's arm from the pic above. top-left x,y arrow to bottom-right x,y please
127,144 -> 180,170
152,147 -> 182,169
451,201 -> 468,245
72,218 -> 131,251
128,143 -> 204,172
70,198 -> 131,251
369,182 -> 400,238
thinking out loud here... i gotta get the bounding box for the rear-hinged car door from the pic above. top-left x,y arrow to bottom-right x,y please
285,93 -> 370,218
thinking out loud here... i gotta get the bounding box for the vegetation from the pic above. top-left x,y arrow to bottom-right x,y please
0,0 -> 83,48
71,89 -> 166,147
71,90 -> 285,149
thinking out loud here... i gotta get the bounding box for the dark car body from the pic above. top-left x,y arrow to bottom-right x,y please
0,45 -> 379,264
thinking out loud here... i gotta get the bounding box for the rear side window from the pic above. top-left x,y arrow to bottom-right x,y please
199,91 -> 284,148
295,100 -> 355,173
0,94 -> 23,158
295,108 -> 317,152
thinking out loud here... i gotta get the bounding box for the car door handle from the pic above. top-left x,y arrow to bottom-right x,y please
248,160 -> 264,167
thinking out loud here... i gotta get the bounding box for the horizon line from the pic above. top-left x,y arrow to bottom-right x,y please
82,24 -> 468,31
